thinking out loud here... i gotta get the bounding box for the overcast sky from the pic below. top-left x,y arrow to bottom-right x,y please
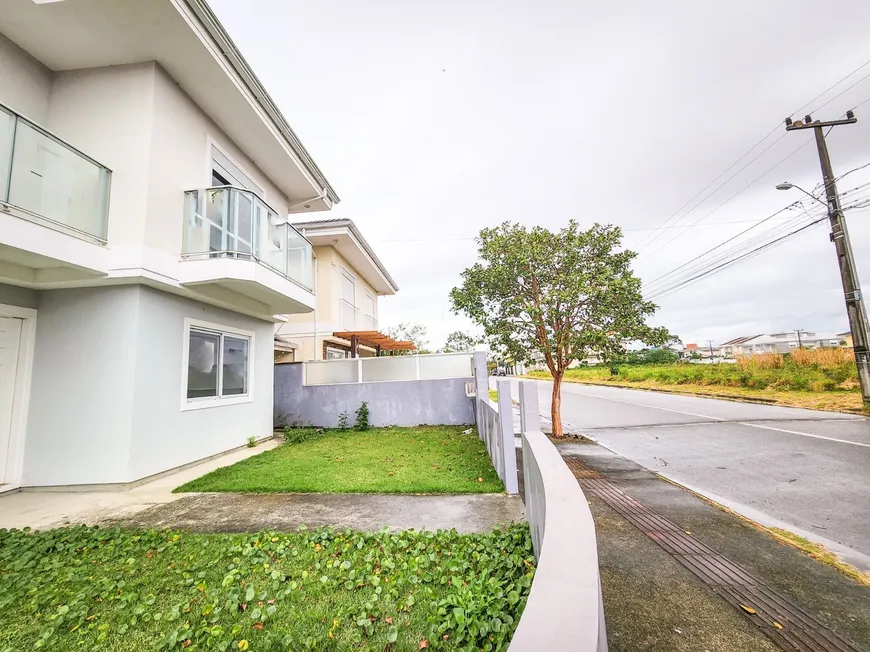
212,0 -> 870,348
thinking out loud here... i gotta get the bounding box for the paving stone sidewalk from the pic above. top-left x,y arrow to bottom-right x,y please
558,442 -> 870,652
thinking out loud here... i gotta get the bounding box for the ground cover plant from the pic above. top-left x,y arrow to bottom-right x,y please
175,426 -> 503,494
527,348 -> 864,412
0,524 -> 534,650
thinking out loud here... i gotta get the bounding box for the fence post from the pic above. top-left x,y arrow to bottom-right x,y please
357,358 -> 363,383
496,378 -> 519,494
473,351 -> 488,440
518,380 -> 541,433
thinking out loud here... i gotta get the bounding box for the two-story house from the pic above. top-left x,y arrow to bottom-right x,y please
276,219 -> 400,361
0,0 -> 338,491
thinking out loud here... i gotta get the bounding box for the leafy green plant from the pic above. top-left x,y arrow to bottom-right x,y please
354,402 -> 370,431
337,411 -> 349,430
283,426 -> 322,445
0,524 -> 534,650
246,436 -> 257,448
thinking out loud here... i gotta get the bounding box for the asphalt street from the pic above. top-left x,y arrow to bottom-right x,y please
497,377 -> 870,570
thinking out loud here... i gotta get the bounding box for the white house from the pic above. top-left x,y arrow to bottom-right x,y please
0,0 -> 338,490
718,331 -> 845,357
277,219 -> 400,361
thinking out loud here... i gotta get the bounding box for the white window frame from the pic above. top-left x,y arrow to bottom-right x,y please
181,318 -> 255,411
207,140 -> 264,197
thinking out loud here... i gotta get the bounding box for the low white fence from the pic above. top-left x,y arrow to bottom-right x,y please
472,352 -> 519,495
305,352 -> 473,386
507,380 -> 608,652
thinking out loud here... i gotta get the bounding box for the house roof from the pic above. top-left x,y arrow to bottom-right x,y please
292,218 -> 399,295
719,335 -> 762,347
0,0 -> 339,209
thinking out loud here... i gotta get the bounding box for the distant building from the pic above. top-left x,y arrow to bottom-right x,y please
718,331 -> 845,357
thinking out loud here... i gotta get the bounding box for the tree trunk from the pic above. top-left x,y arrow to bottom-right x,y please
551,371 -> 564,437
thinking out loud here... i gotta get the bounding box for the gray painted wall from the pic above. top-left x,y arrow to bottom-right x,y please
24,286 -> 140,485
274,363 -> 474,428
128,286 -> 274,481
22,284 -> 274,486
0,283 -> 38,310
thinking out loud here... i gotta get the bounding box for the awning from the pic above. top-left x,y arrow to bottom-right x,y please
273,335 -> 298,352
332,331 -> 416,352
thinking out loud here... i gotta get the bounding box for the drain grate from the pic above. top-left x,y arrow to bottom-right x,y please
567,457 -> 863,652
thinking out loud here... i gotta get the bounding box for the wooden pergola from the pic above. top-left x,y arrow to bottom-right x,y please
332,331 -> 416,357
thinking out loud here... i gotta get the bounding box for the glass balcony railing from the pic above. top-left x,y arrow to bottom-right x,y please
0,104 -> 111,242
183,186 -> 314,291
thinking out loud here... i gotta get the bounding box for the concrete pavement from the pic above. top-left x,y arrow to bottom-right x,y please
502,377 -> 870,570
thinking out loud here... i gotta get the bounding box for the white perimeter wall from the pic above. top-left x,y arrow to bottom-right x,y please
127,286 -> 273,481
21,285 -> 273,486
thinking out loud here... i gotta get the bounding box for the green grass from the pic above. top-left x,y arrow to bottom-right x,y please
176,426 -> 504,494
530,360 -> 860,392
526,360 -> 867,413
0,524 -> 534,650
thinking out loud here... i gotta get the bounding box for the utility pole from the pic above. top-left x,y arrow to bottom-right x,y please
794,329 -> 806,349
785,111 -> 870,408
707,340 -> 716,362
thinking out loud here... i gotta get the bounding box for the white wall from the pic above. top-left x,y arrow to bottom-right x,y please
48,63 -> 156,247
0,283 -> 37,310
146,64 -> 290,254
23,286 -> 139,486
0,34 -> 52,123
127,286 -> 273,481
21,284 -> 274,486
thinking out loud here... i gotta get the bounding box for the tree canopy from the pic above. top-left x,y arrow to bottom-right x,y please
382,322 -> 431,355
450,220 -> 670,435
441,331 -> 481,353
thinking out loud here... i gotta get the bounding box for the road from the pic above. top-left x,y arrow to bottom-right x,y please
497,377 -> 870,570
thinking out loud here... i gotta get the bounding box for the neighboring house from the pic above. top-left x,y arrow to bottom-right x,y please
0,0 -> 338,490
839,331 -> 854,348
719,332 -> 845,357
276,219 -> 400,361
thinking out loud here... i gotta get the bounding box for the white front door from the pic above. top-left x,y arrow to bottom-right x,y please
0,317 -> 23,485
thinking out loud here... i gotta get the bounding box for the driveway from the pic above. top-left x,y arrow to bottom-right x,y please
499,377 -> 870,570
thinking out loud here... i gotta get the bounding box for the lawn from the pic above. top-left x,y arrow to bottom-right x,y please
0,524 -> 534,650
175,426 -> 504,494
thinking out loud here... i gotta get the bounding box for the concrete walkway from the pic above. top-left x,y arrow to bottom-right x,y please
105,493 -> 525,534
0,440 -> 283,530
0,438 -> 524,533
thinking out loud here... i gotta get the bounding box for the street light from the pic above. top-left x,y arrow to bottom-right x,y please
776,181 -> 828,207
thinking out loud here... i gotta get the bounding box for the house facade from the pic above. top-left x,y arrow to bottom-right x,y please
277,219 -> 399,361
718,332 -> 845,357
0,0 -> 337,490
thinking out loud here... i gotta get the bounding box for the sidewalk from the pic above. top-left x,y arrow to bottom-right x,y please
557,442 -> 870,652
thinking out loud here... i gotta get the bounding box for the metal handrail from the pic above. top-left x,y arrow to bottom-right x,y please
0,101 -> 112,172
198,185 -> 312,246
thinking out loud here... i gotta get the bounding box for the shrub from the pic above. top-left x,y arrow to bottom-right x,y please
246,436 -> 257,448
354,402 -> 371,431
791,347 -> 855,367
736,353 -> 783,370
337,411 -> 349,430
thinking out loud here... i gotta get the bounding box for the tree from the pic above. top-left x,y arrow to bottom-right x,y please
450,220 -> 669,436
441,331 -> 481,353
382,322 -> 431,355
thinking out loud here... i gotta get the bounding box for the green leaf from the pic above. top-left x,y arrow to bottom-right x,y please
387,625 -> 398,643
245,586 -> 255,602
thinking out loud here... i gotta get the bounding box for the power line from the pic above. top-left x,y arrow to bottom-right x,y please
647,214 -> 829,301
634,57 -> 870,254
639,135 -> 817,260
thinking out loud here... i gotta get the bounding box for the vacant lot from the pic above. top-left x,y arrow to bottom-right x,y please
176,426 -> 504,494
0,525 -> 533,650
528,349 -> 865,413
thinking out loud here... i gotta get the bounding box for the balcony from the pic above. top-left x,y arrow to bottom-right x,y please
0,104 -> 112,285
180,187 -> 316,315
